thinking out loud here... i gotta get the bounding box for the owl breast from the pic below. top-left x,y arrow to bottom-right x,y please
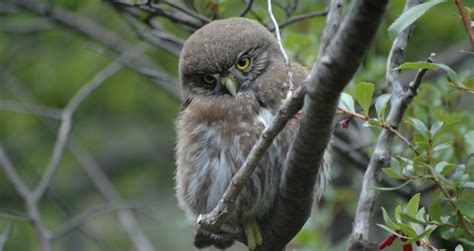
176,98 -> 285,223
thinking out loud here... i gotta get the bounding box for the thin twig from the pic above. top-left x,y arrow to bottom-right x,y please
161,1 -> 211,23
337,108 -> 419,154
8,0 -> 181,98
239,0 -> 253,17
267,0 -> 294,99
454,0 -> 474,48
51,203 -> 141,240
0,99 -> 62,120
0,147 -> 52,251
0,209 -> 30,222
270,9 -> 329,31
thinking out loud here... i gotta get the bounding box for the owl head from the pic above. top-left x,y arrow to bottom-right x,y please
179,17 -> 282,99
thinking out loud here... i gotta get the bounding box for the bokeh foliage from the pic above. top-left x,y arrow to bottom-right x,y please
0,0 -> 473,250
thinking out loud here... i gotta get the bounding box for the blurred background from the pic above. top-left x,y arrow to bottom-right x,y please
0,0 -> 473,250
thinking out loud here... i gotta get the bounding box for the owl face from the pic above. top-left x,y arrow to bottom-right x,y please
179,17 -> 280,99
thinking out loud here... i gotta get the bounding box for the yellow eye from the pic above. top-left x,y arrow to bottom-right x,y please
236,56 -> 251,71
202,75 -> 216,85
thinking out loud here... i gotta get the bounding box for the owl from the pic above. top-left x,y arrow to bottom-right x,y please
175,17 -> 328,250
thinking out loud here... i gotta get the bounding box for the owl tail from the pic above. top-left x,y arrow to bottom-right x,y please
194,229 -> 234,249
315,146 -> 332,200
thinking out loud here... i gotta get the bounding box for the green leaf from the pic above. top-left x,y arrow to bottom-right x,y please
382,167 -> 403,179
400,213 -> 427,225
395,61 -> 439,70
395,205 -> 402,223
436,63 -> 463,87
434,161 -> 454,175
459,238 -> 474,247
464,131 -> 474,154
430,121 -> 444,138
396,62 -> 463,87
433,143 -> 452,153
376,224 -> 405,238
375,94 -> 392,120
458,200 -> 474,220
463,181 -> 474,189
455,244 -> 464,251
354,82 -> 374,116
338,92 -> 355,112
406,193 -> 420,217
382,207 -> 399,229
407,118 -> 430,140
398,223 -> 417,238
388,0 -> 448,39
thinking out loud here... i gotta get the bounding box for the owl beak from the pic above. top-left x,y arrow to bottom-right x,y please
220,76 -> 238,96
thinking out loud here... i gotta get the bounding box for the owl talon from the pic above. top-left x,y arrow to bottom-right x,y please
244,221 -> 263,250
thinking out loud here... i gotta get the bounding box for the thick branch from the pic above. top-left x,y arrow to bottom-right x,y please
258,0 -> 389,250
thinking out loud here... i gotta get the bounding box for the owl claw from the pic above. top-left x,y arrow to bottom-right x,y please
244,221 -> 263,250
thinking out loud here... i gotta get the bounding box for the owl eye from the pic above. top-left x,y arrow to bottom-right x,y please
236,56 -> 251,71
202,75 -> 216,86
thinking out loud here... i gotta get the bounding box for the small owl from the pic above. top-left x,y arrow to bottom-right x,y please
175,17 -> 327,250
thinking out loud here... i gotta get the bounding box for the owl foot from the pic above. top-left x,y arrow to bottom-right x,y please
194,227 -> 234,249
244,221 -> 262,250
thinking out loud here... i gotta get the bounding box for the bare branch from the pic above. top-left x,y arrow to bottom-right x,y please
1,70 -> 158,251
51,203 -> 140,240
239,0 -> 254,17
0,99 -> 62,120
0,209 -> 30,222
33,45 -> 148,201
66,140 -> 157,251
107,0 -> 206,29
7,0 -> 181,98
348,1 -> 427,249
0,146 -> 33,199
0,224 -> 13,251
259,0 -> 388,249
270,8 -> 329,31
161,1 -> 211,23
0,18 -> 53,34
0,147 -> 52,251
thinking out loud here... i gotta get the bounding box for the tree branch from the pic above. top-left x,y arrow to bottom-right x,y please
260,0 -> 389,249
270,8 -> 329,31
0,147 -> 52,251
454,0 -> 474,48
33,45 -> 147,201
348,1 -> 427,249
6,0 -> 181,98
0,224 -> 13,251
51,203 -> 140,240
239,0 -> 254,17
